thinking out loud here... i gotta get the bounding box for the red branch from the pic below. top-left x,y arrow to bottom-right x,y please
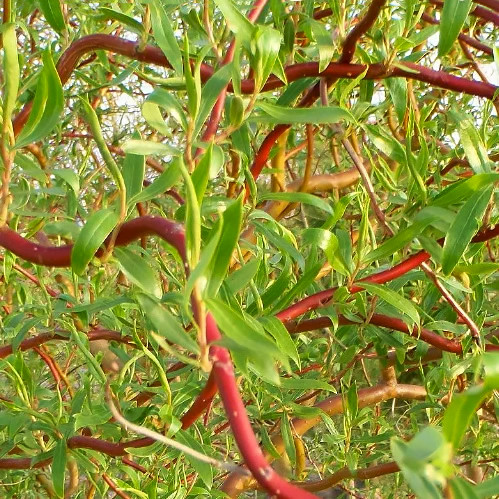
276,224 -> 499,322
0,218 -> 315,497
249,0 -> 388,183
12,35 -> 497,137
475,0 -> 499,13
285,313 -> 499,354
0,329 -> 131,359
200,0 -> 268,143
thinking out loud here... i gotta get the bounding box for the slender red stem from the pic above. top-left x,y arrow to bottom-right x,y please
276,224 -> 499,322
200,0 -> 268,143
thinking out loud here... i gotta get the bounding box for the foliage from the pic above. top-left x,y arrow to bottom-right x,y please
0,0 -> 498,498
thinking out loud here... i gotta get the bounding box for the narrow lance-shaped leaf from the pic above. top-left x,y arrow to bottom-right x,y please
432,173 -> 499,207
443,384 -> 488,449
2,23 -> 20,126
114,247 -> 162,298
256,102 -> 354,124
205,298 -> 285,363
136,293 -> 199,353
98,7 -> 145,36
142,88 -> 187,133
451,110 -> 491,174
212,0 -> 254,44
39,0 -> 66,33
53,169 -> 80,196
441,185 -> 493,275
225,255 -> 261,294
309,19 -> 335,72
150,0 -> 183,76
122,133 -> 145,205
183,35 -> 199,118
179,158 -> 201,267
359,282 -> 420,326
191,143 -> 212,202
259,191 -> 333,214
16,51 -> 64,149
128,159 -> 181,205
52,438 -> 66,498
438,0 -> 472,57
385,78 -> 407,123
193,63 -> 233,139
122,139 -> 177,156
206,196 -> 243,296
71,208 -> 119,275
253,26 -> 282,91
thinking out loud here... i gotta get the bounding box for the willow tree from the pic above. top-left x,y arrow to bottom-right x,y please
0,0 -> 498,497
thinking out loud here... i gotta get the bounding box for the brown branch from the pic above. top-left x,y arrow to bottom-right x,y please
221,382 -> 426,496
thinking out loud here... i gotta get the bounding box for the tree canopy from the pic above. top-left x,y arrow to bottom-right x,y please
0,0 -> 498,497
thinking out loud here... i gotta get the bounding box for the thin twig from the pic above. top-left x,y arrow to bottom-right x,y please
105,383 -> 249,477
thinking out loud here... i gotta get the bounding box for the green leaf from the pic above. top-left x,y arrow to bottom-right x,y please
483,352 -> 499,390
122,139 -> 176,156
258,191 -> 333,214
441,185 -> 493,275
128,159 -> 181,205
2,23 -> 19,125
260,316 -> 300,369
123,140 -> 145,205
253,220 -> 305,270
365,124 -> 406,164
279,377 -> 335,392
71,208 -> 119,275
449,477 -> 479,499
14,154 -> 46,182
183,35 -> 199,118
359,282 -> 420,326
150,0 -> 183,76
191,143 -> 212,202
257,102 -> 354,124
309,20 -> 335,72
252,26 -> 282,91
302,228 -> 338,267
175,431 -> 213,488
142,88 -> 187,133
53,169 -> 80,196
391,427 -> 447,499
225,257 -> 261,294
16,51 -> 64,149
206,196 -> 243,296
179,158 -> 201,267
185,217 -> 223,298
193,63 -> 233,139
205,298 -> 284,363
475,475 -> 499,498
322,193 -> 356,230
454,262 -> 499,275
98,7 -> 145,36
136,293 -> 199,353
39,0 -> 66,33
451,111 -> 491,174
365,212 -> 439,263
432,173 -> 499,207
386,78 -> 407,123
438,0 -> 472,57
212,0 -> 254,44
52,438 -> 66,498
115,247 -> 161,298
70,329 -> 107,384
443,384 -> 488,449
280,413 -> 296,465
